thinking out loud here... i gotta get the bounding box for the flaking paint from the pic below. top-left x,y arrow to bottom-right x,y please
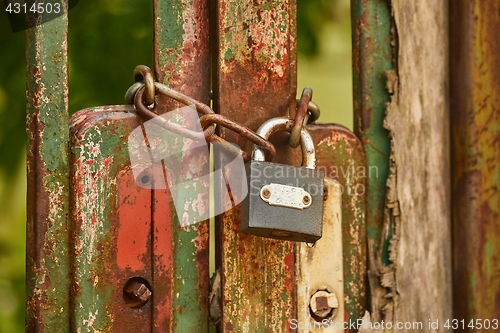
292,124 -> 367,332
154,0 -> 212,331
214,1 -> 297,331
26,4 -> 71,331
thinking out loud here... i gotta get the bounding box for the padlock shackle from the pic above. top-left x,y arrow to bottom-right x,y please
253,117 -> 316,169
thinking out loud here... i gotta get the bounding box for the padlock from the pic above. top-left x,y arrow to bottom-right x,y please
241,117 -> 324,242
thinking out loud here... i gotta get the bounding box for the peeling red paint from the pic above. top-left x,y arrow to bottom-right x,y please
154,0 -> 211,330
152,187 -> 174,332
117,169 -> 151,271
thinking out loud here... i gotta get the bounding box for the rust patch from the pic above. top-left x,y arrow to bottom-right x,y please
450,0 -> 500,325
116,169 -> 151,271
152,187 -> 174,332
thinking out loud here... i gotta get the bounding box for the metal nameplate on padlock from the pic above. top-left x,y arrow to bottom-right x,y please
241,117 -> 324,243
260,183 -> 312,210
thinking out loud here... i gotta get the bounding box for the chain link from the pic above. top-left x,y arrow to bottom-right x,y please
289,87 -> 321,148
129,65 -> 320,162
199,114 -> 276,161
134,85 -> 216,141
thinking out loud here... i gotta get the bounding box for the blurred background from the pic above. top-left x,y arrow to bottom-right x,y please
0,0 -> 351,331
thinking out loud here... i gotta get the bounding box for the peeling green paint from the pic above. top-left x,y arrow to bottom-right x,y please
352,0 -> 393,264
215,0 -> 297,331
219,1 -> 291,74
155,0 -> 186,80
71,118 -> 132,332
224,49 -> 233,60
26,3 -> 71,331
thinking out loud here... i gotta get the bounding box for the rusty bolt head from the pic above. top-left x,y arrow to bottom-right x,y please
303,195 -> 311,205
316,296 -> 330,312
261,188 -> 271,199
310,290 -> 338,319
123,278 -> 152,308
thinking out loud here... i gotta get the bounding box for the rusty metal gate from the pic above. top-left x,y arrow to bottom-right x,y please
25,0 -> 500,332
26,1 -> 367,332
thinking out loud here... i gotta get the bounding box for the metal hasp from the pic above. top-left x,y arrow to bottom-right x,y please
296,178 -> 344,333
69,106 -> 152,331
292,124 -> 367,332
26,4 -> 71,332
68,0 -> 212,330
450,0 -> 500,326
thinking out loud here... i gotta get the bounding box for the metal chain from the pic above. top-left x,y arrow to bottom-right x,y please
128,65 -> 320,162
289,87 -> 321,148
199,114 -> 276,161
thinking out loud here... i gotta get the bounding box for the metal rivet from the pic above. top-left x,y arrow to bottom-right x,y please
261,188 -> 271,199
303,195 -> 310,205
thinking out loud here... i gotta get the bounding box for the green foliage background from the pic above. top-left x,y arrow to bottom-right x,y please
0,0 -> 351,331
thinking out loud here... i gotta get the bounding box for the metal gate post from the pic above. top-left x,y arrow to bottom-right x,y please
450,0 -> 500,326
153,0 -> 212,330
212,1 -> 298,331
351,0 -> 393,322
26,2 -> 71,331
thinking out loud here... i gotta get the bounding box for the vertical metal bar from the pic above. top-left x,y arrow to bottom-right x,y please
351,0 -> 393,320
450,0 -> 500,326
154,1 -> 211,331
25,2 -> 70,331
213,1 -> 297,331
154,0 -> 211,106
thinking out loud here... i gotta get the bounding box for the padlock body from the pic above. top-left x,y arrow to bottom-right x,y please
241,161 -> 324,242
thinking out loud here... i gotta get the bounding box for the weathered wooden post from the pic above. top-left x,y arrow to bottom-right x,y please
352,0 -> 452,330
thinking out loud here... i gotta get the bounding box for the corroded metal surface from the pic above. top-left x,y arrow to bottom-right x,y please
351,0 -> 393,321
25,3 -> 70,331
154,1 -> 211,330
450,0 -> 500,327
69,106 -> 211,331
213,1 -> 297,331
293,124 -> 367,332
70,106 -> 149,331
154,0 -> 211,110
296,178 -> 344,333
